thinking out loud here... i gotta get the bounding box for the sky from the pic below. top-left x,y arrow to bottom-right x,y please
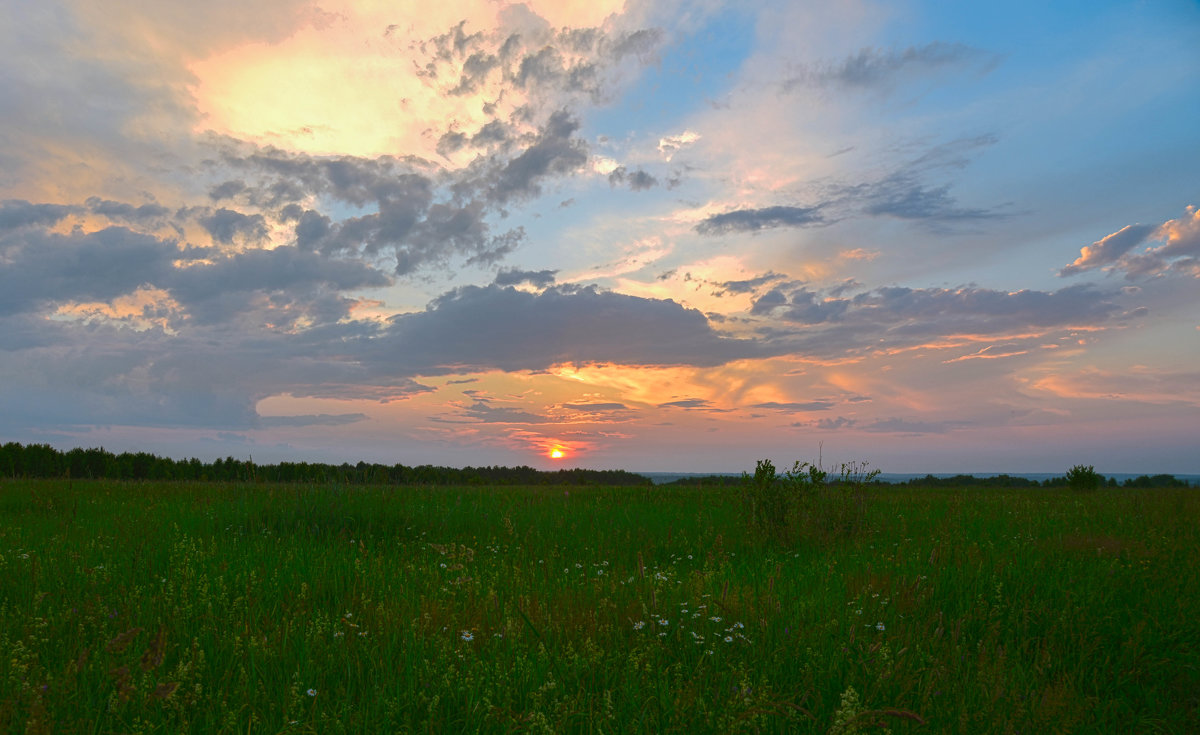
1,0 -> 1198,474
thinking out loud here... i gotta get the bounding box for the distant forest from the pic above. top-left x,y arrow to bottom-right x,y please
0,442 -> 648,486
0,442 -> 1191,489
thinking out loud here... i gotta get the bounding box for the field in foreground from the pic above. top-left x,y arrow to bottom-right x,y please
1,479 -> 1197,733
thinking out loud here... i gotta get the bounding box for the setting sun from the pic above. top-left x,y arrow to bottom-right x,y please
549,447 -> 566,459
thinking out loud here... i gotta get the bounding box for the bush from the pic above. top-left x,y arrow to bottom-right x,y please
1066,464 -> 1103,492
740,458 -> 879,543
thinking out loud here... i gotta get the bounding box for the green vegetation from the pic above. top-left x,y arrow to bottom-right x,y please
1,475 -> 1197,733
1066,465 -> 1103,493
739,459 -> 879,544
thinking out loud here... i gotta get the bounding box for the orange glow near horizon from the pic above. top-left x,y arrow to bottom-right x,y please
549,446 -> 566,459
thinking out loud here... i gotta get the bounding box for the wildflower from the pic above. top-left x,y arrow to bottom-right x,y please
709,616 -> 722,623
725,636 -> 734,643
658,618 -> 669,627
306,688 -> 317,697
460,630 -> 474,642
875,622 -> 886,631
633,621 -> 645,630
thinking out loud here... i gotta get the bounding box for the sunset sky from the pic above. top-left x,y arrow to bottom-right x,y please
2,0 -> 1198,473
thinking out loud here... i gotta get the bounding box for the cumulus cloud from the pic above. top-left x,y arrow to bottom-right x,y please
1060,223 -> 1157,276
370,284 -> 761,374
1061,205 -> 1200,279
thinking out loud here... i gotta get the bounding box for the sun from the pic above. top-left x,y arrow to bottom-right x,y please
549,447 -> 566,460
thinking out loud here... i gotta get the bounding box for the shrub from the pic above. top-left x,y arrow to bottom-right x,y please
1066,464 -> 1103,492
739,458 -> 878,543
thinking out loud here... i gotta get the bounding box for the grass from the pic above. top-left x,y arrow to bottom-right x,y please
1,479 -> 1197,733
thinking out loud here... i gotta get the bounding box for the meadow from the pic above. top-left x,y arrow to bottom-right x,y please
1,478 -> 1196,733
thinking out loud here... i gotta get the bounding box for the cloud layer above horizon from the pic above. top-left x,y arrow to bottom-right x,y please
2,0 -> 1198,473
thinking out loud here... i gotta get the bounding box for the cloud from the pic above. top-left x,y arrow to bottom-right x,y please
744,281 -> 1126,365
1061,205 -> 1200,279
859,174 -> 1002,223
421,21 -> 664,105
0,200 -> 79,231
0,226 -> 177,316
751,400 -> 835,412
713,272 -> 786,295
658,130 -> 700,160
696,205 -> 825,235
371,284 -> 761,374
222,146 -> 526,275
494,268 -> 558,288
258,413 -> 369,428
446,401 -> 554,425
198,207 -> 268,245
85,197 -> 170,225
782,42 -> 997,91
486,110 -> 589,204
658,398 -> 717,409
1060,223 -> 1157,276
561,402 -> 629,412
607,166 -> 659,191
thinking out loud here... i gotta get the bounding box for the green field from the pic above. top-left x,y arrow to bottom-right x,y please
1,479 -> 1196,733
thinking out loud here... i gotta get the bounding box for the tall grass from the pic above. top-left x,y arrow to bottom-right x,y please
0,479 -> 1196,732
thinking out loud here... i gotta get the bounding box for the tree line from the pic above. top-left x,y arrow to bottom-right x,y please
0,442 -> 650,486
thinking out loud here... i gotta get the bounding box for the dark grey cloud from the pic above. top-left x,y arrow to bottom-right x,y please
696,205 -> 825,235
222,148 -> 523,274
0,226 -> 177,316
0,199 -> 79,231
167,246 -> 390,326
0,219 -> 390,330
494,268 -> 557,288
198,207 -> 268,244
714,272 -> 786,295
608,166 -> 658,191
783,42 -> 996,92
751,287 -> 850,323
85,197 -> 170,224
368,284 -> 760,374
488,110 -> 588,204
